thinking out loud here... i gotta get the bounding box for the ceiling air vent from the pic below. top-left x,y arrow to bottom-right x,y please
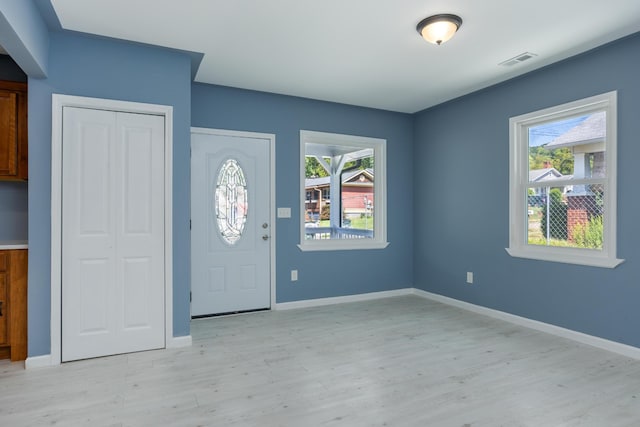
499,52 -> 537,67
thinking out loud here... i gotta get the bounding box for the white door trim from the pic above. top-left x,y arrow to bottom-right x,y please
190,127 -> 276,312
51,94 -> 174,365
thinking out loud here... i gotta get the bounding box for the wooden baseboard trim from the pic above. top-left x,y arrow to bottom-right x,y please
274,288 -> 414,311
413,288 -> 640,360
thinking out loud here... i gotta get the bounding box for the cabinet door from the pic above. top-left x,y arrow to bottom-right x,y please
0,271 -> 7,345
0,90 -> 18,176
8,250 -> 27,360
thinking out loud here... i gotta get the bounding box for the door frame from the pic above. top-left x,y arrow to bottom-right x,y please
190,127 -> 276,314
50,94 -> 174,365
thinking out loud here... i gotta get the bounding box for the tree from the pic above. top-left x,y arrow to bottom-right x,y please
305,156 -> 329,178
529,146 -> 573,175
360,156 -> 374,170
550,148 -> 574,175
320,204 -> 330,220
343,155 -> 374,172
540,188 -> 567,241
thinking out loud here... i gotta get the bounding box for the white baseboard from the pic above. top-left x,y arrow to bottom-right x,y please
25,354 -> 53,369
274,288 -> 414,311
25,336 -> 192,370
413,288 -> 640,360
167,335 -> 192,348
25,289 -> 640,368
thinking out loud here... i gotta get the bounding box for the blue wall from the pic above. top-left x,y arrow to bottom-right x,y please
27,32 -> 193,356
192,84 -> 414,302
413,33 -> 640,347
0,55 -> 28,241
0,181 -> 28,240
0,0 -> 49,77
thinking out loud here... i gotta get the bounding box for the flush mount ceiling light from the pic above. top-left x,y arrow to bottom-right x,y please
416,14 -> 463,45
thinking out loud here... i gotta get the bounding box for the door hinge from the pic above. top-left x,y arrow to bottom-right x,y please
190,219 -> 192,230
190,291 -> 192,303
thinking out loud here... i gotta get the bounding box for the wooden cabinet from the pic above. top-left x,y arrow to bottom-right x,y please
0,250 -> 27,361
0,254 -> 7,346
0,80 -> 28,181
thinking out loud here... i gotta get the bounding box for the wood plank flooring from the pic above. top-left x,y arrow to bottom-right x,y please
2,295 -> 640,426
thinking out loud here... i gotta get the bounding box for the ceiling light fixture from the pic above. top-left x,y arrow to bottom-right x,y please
416,14 -> 463,45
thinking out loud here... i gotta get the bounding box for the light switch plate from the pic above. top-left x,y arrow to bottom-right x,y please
277,207 -> 291,218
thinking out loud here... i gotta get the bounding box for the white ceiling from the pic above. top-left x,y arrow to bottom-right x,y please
50,0 -> 640,113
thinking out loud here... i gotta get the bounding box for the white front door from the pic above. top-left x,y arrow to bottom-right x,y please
61,107 -> 165,362
191,129 -> 271,316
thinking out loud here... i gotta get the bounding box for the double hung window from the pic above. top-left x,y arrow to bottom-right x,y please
507,92 -> 623,267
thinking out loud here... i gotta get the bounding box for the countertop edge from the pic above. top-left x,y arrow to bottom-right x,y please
0,241 -> 29,250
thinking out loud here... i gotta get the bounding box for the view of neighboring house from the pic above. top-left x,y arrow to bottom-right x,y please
546,111 -> 606,239
305,168 -> 374,221
529,165 -> 563,185
544,111 -> 606,184
530,111 -> 606,242
528,164 -> 566,205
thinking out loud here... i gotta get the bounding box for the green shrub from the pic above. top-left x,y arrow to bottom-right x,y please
572,215 -> 603,249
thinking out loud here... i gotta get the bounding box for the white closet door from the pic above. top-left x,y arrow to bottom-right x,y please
61,107 -> 165,362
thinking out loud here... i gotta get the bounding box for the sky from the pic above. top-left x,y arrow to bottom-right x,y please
528,115 -> 589,147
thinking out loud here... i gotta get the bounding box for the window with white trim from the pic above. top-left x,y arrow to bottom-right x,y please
507,91 -> 623,268
299,130 -> 388,251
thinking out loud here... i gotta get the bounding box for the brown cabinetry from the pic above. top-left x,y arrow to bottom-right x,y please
0,250 -> 27,361
0,80 -> 28,180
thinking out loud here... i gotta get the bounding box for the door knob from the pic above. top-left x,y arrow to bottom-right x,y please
262,235 -> 269,241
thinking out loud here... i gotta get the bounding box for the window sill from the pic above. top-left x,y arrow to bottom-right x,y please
505,247 -> 624,268
298,241 -> 389,252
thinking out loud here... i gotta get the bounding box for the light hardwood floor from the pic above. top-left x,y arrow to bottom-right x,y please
2,295 -> 640,426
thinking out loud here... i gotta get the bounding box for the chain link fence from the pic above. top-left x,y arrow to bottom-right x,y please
527,185 -> 604,249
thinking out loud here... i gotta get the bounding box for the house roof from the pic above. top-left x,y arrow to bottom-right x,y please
529,167 -> 563,182
305,168 -> 373,188
545,111 -> 605,149
344,169 -> 373,184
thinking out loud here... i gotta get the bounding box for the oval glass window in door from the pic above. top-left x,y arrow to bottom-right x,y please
215,159 -> 248,245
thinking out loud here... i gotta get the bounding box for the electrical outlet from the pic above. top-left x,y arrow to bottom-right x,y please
466,272 -> 473,284
291,270 -> 298,281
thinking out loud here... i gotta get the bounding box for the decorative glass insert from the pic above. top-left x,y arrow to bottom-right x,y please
215,159 -> 248,245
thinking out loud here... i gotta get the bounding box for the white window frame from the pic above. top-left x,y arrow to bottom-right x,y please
506,91 -> 623,268
299,130 -> 388,251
